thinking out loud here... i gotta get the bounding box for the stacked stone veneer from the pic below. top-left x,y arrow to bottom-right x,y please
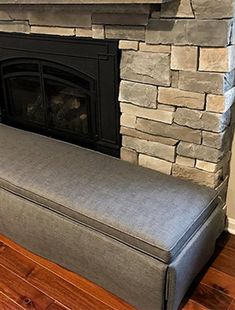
0,0 -> 235,188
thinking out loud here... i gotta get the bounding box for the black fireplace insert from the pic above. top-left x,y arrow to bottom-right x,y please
0,33 -> 120,157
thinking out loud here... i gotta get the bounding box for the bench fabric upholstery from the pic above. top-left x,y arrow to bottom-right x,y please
0,124 -> 225,309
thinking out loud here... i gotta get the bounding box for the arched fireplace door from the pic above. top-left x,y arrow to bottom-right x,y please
0,34 -> 120,157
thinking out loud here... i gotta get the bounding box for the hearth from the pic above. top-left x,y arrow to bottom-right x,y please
0,33 -> 120,157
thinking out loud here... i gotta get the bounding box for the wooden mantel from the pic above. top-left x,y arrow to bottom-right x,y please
0,0 -> 172,4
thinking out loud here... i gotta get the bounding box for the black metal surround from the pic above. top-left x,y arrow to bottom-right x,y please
0,33 -> 120,157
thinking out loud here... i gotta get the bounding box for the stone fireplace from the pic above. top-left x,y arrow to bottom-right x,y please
0,0 -> 234,190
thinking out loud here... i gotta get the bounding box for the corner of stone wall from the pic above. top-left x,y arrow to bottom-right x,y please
121,0 -> 235,189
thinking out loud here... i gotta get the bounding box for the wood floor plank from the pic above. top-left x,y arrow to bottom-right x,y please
217,233 -> 235,251
1,233 -> 235,310
0,245 -> 36,279
201,267 -> 235,299
27,266 -> 119,310
190,283 -> 233,310
0,264 -> 54,309
181,299 -> 208,310
0,291 -> 24,310
228,301 -> 235,310
212,247 -> 235,278
0,241 -> 131,310
0,241 -> 6,254
46,302 -> 69,310
0,235 -> 134,310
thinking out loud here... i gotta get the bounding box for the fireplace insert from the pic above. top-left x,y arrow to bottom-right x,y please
0,33 -> 120,157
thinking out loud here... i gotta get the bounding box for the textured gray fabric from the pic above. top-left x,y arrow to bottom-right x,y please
0,186 -> 225,309
0,124 -> 219,263
167,206 -> 225,310
0,187 -> 167,310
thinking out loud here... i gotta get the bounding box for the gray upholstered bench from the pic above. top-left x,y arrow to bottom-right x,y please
0,124 -> 225,310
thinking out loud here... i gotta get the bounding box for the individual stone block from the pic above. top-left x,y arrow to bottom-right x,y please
120,113 -> 136,128
122,136 -> 175,162
206,88 -> 235,113
199,47 -> 235,73
139,43 -> 171,53
200,110 -> 231,132
174,109 -> 202,129
0,10 -> 12,20
139,154 -> 172,175
119,81 -> 157,108
207,94 -> 224,114
92,25 -> 105,39
171,46 -> 197,71
161,0 -> 194,18
8,4 -> 151,16
202,130 -> 229,150
92,13 -> 149,25
176,156 -> 195,168
120,127 -> 178,146
81,4 -> 152,14
177,141 -> 224,163
174,108 -> 231,132
146,19 -> 231,47
31,26 -> 75,36
120,102 -> 173,124
0,21 -> 29,33
178,71 -> 225,95
225,70 -> 235,93
120,147 -> 138,164
119,40 -> 139,51
146,19 -> 186,45
158,87 -> 205,110
172,164 -> 222,188
231,21 -> 235,45
196,160 -> 220,173
9,6 -> 91,28
120,51 -> 170,86
199,151 -> 230,174
105,25 -> 145,41
76,27 -> 92,37
227,46 -> 235,71
186,20 -> 232,47
136,118 -> 201,144
192,0 -> 234,19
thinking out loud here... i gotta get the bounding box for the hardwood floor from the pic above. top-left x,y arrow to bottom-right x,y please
0,235 -> 134,310
0,233 -> 235,310
182,232 -> 235,310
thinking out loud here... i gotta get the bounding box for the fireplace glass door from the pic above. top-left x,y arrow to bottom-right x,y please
6,76 -> 44,125
1,60 -> 95,146
0,34 -> 120,156
45,80 -> 89,136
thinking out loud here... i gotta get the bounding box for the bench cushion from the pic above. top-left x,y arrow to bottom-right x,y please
0,124 -> 219,263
